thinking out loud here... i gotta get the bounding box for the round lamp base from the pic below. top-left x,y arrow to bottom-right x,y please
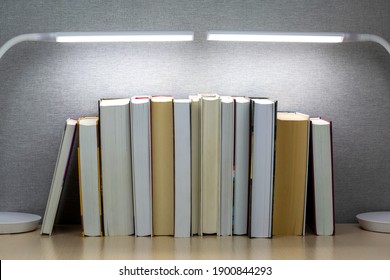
0,212 -> 41,234
356,211 -> 390,233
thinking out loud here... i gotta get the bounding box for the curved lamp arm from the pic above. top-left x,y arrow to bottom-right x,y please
0,31 -> 194,60
207,31 -> 390,55
344,33 -> 390,54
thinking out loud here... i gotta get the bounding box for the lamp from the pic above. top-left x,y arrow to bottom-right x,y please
0,31 -> 194,234
207,30 -> 390,233
207,31 -> 390,54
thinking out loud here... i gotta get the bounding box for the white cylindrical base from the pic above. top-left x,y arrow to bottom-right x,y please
0,212 -> 41,234
356,211 -> 390,233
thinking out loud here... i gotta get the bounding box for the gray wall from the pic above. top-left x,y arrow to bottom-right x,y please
0,0 -> 389,224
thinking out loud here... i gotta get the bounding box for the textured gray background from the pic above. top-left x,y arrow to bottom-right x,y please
0,0 -> 389,224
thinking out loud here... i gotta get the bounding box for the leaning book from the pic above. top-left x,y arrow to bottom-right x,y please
306,117 -> 335,236
41,118 -> 77,235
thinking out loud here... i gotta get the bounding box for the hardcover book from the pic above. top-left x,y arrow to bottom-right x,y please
306,117 -> 335,236
130,96 -> 153,237
41,118 -> 77,235
151,96 -> 175,236
99,98 -> 134,236
78,117 -> 102,237
272,112 -> 310,236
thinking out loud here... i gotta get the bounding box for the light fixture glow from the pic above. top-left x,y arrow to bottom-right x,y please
207,31 -> 345,43
54,31 -> 194,43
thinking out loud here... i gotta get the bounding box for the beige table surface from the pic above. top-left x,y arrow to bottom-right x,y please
0,224 -> 389,260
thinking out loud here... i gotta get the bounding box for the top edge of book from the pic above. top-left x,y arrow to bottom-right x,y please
66,118 -> 78,125
151,96 -> 173,102
311,118 -> 330,125
189,95 -> 200,102
277,112 -> 309,121
198,93 -> 219,100
221,96 -> 234,103
78,117 -> 98,126
100,98 -> 130,106
131,96 -> 150,104
174,99 -> 191,104
252,98 -> 274,105
234,96 -> 250,103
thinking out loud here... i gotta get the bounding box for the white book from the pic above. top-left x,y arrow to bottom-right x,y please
41,118 -> 77,235
250,98 -> 276,238
307,117 -> 335,236
233,97 -> 250,235
220,96 -> 234,236
130,96 -> 152,237
174,99 -> 191,237
189,95 -> 201,235
199,93 -> 221,235
78,117 -> 102,237
99,98 -> 134,236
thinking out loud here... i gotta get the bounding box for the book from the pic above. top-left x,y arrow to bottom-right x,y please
130,96 -> 152,237
199,93 -> 221,235
220,96 -> 234,236
190,95 -> 201,235
151,96 -> 174,236
77,117 -> 102,237
233,97 -> 250,235
306,117 -> 335,236
272,112 -> 310,236
249,98 -> 276,238
41,118 -> 77,235
99,98 -> 134,236
174,99 -> 191,237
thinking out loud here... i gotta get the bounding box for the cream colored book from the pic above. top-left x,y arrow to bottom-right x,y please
78,117 -> 102,237
151,96 -> 174,236
99,98 -> 134,236
190,95 -> 200,235
199,93 -> 221,235
272,112 -> 310,236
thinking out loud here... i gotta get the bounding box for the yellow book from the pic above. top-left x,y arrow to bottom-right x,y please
151,96 -> 174,236
272,112 -> 310,236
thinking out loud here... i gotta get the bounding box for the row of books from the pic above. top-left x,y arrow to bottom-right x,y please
40,94 -> 335,238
